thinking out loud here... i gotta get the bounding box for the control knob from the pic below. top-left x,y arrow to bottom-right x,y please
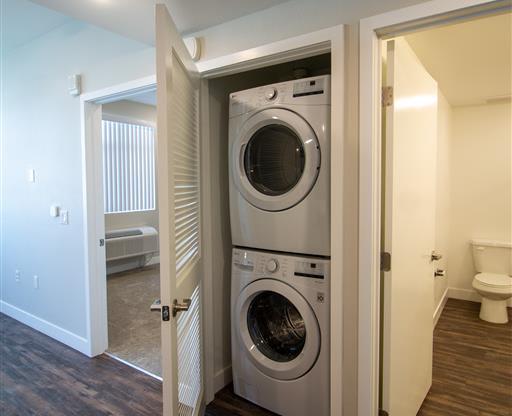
266,259 -> 279,273
264,87 -> 277,101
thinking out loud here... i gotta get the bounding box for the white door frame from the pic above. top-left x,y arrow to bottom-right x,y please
80,75 -> 157,357
358,0 -> 507,414
82,24 -> 345,415
197,25 -> 345,414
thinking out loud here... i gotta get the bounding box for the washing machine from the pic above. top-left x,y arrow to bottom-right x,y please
229,76 -> 331,256
231,247 -> 330,416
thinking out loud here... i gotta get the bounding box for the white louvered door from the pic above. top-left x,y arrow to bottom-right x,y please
156,5 -> 204,416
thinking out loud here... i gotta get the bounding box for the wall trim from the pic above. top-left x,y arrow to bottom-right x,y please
448,287 -> 512,307
213,365 -> 232,394
0,301 -> 89,355
433,288 -> 448,327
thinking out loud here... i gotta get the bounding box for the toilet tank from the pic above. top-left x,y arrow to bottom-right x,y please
471,240 -> 512,276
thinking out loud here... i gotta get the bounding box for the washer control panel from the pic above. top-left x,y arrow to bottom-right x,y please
232,248 -> 329,281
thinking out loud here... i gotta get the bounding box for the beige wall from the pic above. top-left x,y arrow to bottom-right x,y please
447,101 -> 512,293
434,91 -> 452,308
102,100 -> 159,232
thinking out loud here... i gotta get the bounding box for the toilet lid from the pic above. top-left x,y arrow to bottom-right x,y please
475,273 -> 512,288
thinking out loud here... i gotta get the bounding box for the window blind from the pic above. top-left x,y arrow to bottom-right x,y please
102,119 -> 156,213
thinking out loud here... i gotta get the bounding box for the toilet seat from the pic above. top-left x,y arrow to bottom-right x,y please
474,273 -> 512,288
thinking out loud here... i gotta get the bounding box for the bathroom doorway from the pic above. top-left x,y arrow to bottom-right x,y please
379,10 -> 512,416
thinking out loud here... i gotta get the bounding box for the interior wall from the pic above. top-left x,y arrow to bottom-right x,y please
206,54 -> 331,388
447,101 -> 512,295
1,19 -> 154,349
102,100 -> 159,233
190,0 -> 431,61
434,91 -> 452,308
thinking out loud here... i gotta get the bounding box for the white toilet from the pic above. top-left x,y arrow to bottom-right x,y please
471,240 -> 512,324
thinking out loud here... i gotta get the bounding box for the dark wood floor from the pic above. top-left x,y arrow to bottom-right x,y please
0,313 -> 162,416
418,299 -> 512,416
1,299 -> 511,415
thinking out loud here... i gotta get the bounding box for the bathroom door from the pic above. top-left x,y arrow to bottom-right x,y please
156,4 -> 204,416
381,38 -> 438,416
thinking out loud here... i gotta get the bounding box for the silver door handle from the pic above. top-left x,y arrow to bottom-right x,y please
172,298 -> 191,317
431,251 -> 443,261
434,269 -> 446,277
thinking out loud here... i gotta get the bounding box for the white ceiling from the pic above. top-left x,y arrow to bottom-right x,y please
405,13 -> 512,106
2,0 -> 71,53
25,0 -> 289,45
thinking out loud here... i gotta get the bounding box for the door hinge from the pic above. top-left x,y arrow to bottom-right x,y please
162,305 -> 170,321
382,86 -> 393,107
381,252 -> 391,272
99,238 -> 105,247
379,410 -> 389,416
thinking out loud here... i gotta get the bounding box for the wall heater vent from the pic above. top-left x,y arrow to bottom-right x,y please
105,226 -> 159,262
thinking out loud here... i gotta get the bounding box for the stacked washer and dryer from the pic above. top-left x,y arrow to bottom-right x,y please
229,75 -> 331,416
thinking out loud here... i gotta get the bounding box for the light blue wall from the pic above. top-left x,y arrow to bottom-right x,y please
1,20 -> 155,340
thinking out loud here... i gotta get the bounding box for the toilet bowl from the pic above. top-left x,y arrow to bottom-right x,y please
472,273 -> 512,324
471,240 -> 512,324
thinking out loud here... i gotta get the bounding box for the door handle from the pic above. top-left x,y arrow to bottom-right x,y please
172,298 -> 191,317
431,251 -> 443,261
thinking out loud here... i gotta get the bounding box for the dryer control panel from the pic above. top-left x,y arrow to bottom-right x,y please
232,247 -> 329,282
229,75 -> 331,118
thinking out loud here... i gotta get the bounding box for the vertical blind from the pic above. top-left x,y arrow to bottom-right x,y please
102,119 -> 156,213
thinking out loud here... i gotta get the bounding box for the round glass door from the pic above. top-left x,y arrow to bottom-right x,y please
232,109 -> 320,212
247,291 -> 306,362
244,125 -> 305,197
235,279 -> 320,380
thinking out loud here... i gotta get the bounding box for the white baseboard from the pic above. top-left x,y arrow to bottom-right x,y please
448,287 -> 512,307
433,288 -> 448,327
0,301 -> 90,355
214,365 -> 232,393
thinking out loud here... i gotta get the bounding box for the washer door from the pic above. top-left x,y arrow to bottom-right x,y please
232,108 -> 320,212
235,279 -> 320,380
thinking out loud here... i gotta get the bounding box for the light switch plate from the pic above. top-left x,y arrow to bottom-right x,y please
27,169 -> 35,183
61,210 -> 69,225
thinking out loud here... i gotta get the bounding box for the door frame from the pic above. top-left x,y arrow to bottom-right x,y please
82,24 -> 345,414
358,0 -> 509,414
80,75 -> 157,357
197,25 -> 345,413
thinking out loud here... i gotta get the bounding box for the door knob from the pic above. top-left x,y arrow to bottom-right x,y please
172,298 -> 191,317
431,251 -> 443,261
434,269 -> 446,277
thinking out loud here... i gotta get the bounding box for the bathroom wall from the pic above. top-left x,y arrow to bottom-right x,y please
447,101 -> 512,299
434,91 -> 452,310
102,100 -> 159,233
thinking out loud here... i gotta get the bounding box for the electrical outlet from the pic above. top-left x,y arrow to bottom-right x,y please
33,275 -> 39,289
15,269 -> 20,282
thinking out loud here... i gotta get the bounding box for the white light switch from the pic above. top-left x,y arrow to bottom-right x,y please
27,169 -> 35,183
61,210 -> 69,225
33,275 -> 39,289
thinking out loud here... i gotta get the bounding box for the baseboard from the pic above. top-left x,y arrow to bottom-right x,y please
214,365 -> 232,393
433,288 -> 448,327
0,301 -> 89,355
448,287 -> 512,307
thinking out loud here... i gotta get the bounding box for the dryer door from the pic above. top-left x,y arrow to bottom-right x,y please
232,108 -> 320,211
235,279 -> 321,380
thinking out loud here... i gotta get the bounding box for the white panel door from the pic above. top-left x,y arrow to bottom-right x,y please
381,38 -> 438,416
156,5 -> 203,416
